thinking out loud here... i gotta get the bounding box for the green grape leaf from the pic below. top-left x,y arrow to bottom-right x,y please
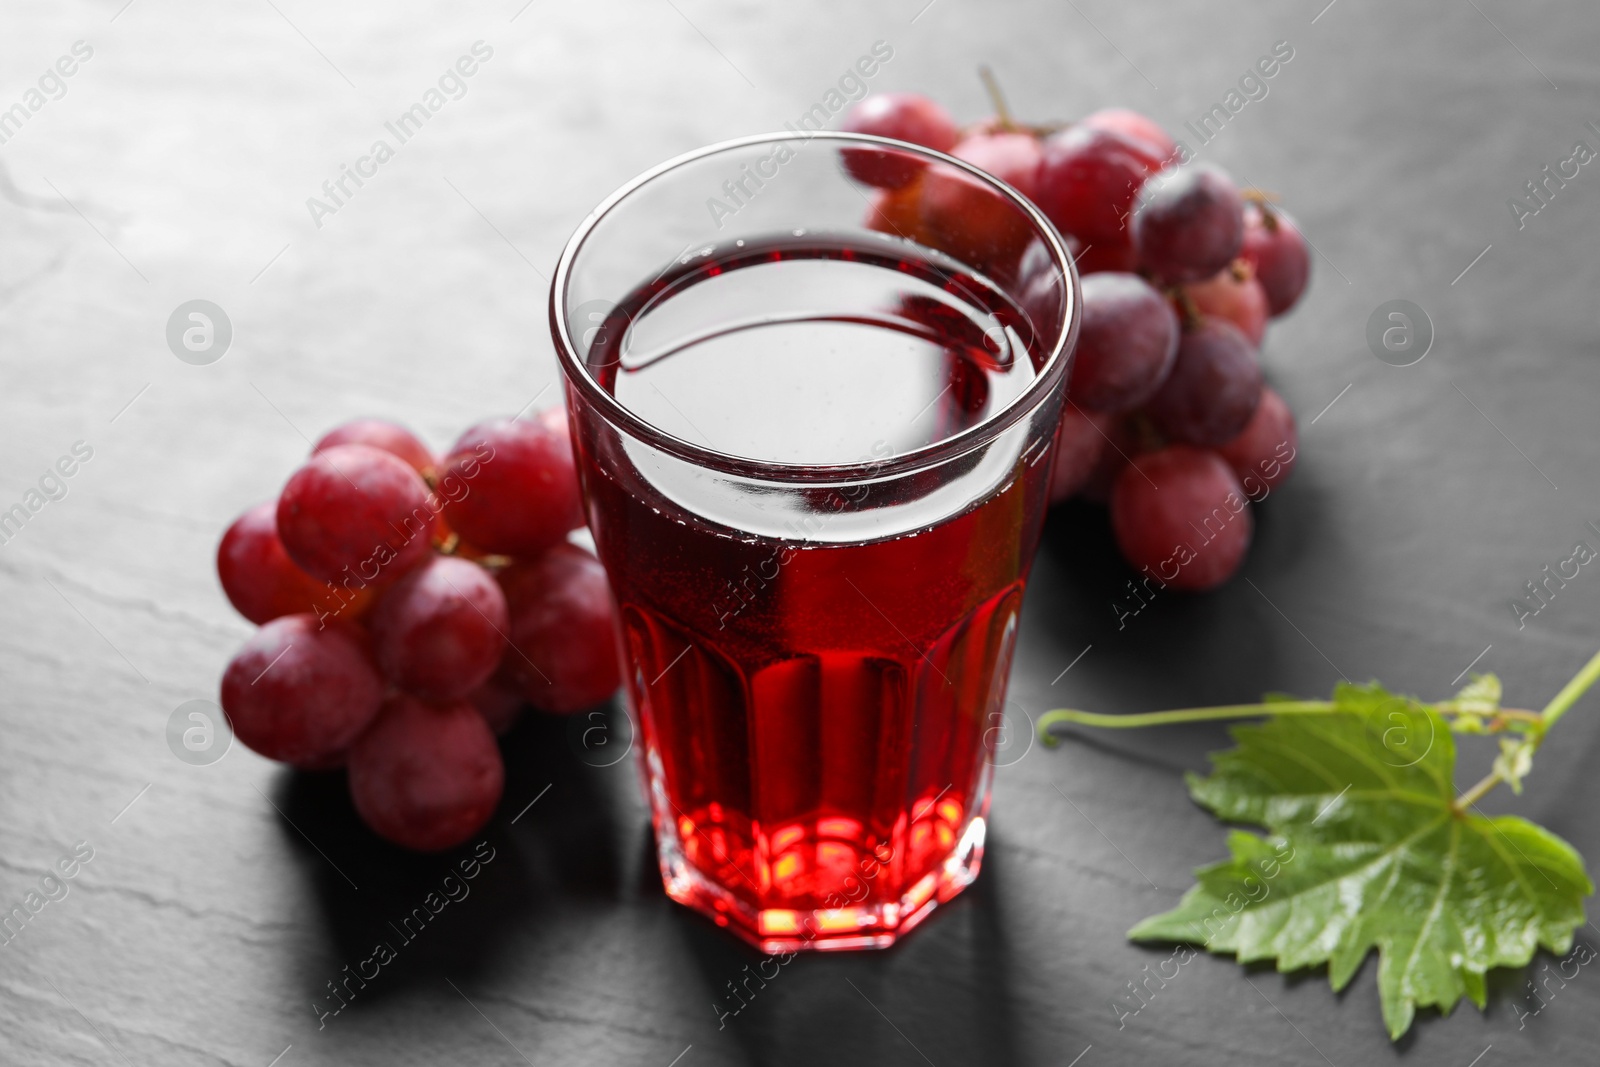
1129,682 -> 1592,1039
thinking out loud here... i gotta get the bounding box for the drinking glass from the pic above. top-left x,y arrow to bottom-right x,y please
550,132 -> 1078,951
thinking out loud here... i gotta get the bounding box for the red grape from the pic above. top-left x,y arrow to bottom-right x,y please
1183,266 -> 1268,347
1080,107 -> 1177,165
865,180 -> 928,242
1132,164 -> 1245,283
348,695 -> 504,852
276,444 -> 436,585
497,544 -> 621,714
313,419 -> 435,476
1067,273 -> 1180,412
1110,447 -> 1252,592
1144,318 -> 1263,446
1242,202 -> 1311,316
918,165 -> 1033,273
1217,386 -> 1298,498
369,556 -> 509,702
1072,239 -> 1138,275
220,615 -> 384,767
1036,125 -> 1162,246
439,416 -> 585,557
1081,414 -> 1143,504
537,406 -> 584,517
839,93 -> 960,189
537,404 -> 571,440
467,679 -> 525,736
218,502 -> 341,625
1050,404 -> 1112,503
951,131 -> 1042,199
917,132 -> 1041,273
1014,234 -> 1058,289
1014,238 -> 1069,349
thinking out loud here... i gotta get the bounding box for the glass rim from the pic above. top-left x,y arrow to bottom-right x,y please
548,130 -> 1079,483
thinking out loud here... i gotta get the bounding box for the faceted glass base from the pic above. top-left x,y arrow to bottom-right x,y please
626,588 -> 1018,954
657,810 -> 988,953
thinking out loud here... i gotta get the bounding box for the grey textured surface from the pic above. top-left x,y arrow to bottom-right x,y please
2,1 -> 1598,1064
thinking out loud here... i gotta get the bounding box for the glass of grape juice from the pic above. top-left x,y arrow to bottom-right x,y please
550,132 -> 1079,952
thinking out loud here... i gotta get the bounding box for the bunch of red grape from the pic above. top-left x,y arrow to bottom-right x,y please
216,413 -> 621,851
842,91 -> 1311,590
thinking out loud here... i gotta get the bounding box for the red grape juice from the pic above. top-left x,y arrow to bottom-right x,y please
572,232 -> 1063,951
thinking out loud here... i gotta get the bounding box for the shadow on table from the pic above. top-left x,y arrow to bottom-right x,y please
668,834 -> 1031,1067
1028,480 -> 1332,768
266,701 -> 632,1011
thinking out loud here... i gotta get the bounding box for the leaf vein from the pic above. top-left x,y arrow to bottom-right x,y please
1398,818 -> 1459,1000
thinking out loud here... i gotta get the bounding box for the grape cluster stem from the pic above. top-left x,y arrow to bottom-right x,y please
973,66 -> 1064,139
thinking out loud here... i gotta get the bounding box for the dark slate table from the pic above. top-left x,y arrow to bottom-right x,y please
3,0 -> 1597,1064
